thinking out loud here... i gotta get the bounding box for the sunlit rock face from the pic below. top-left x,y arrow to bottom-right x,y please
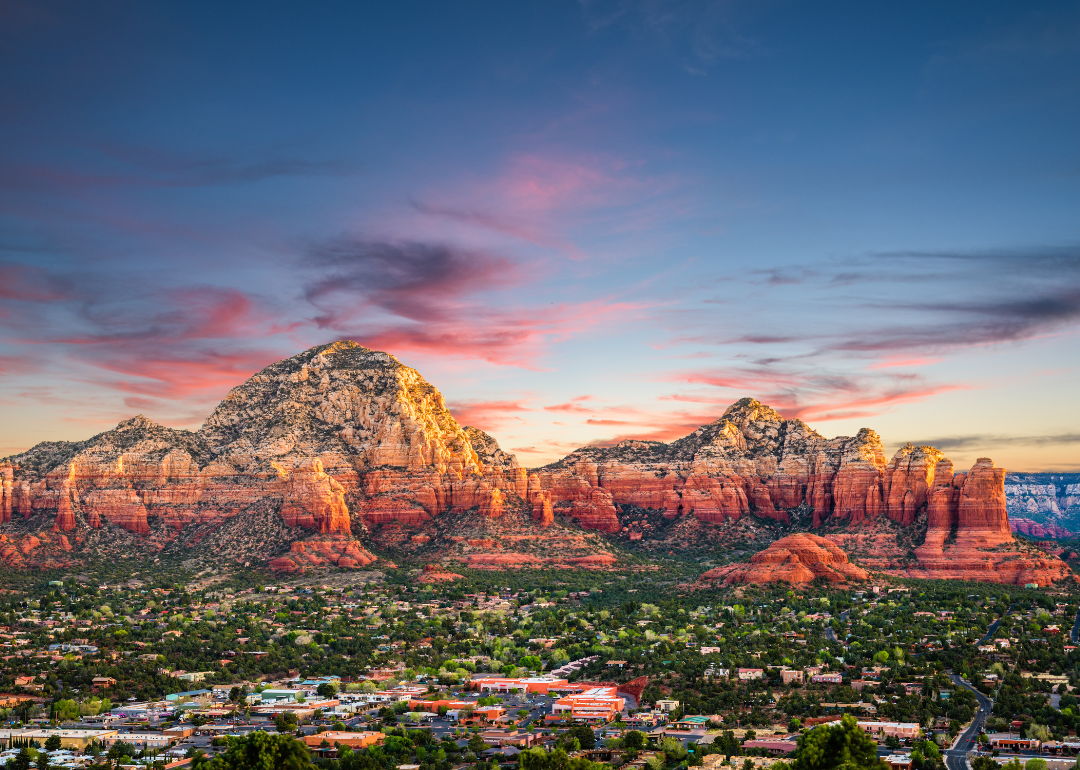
533,398 -> 1068,586
697,533 -> 870,586
0,341 -> 523,568
0,346 -> 1069,585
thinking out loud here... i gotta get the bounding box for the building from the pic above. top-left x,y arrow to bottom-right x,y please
655,700 -> 680,713
481,730 -> 537,748
472,676 -> 569,694
548,686 -> 625,724
0,729 -> 119,751
857,722 -> 920,740
988,734 -> 1041,751
302,732 -> 384,750
672,715 -> 712,730
780,669 -> 804,684
102,733 -> 172,750
811,673 -> 843,684
738,668 -> 764,681
740,740 -> 798,757
884,755 -> 914,770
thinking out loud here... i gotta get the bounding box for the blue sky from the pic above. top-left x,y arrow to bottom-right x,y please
1,1 -> 1079,470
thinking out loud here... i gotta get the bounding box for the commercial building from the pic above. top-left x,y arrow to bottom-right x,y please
303,732 -> 385,750
548,685 -> 625,724
856,722 -> 920,740
472,676 -> 569,694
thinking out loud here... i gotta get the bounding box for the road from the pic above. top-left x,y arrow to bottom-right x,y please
977,604 -> 1013,646
825,609 -> 849,645
944,673 -> 993,770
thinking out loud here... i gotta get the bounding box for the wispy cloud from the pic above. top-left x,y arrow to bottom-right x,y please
302,236 -> 649,366
909,433 -> 1080,452
448,399 -> 533,431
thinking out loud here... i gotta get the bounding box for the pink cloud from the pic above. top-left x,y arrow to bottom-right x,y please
336,298 -> 650,368
868,357 -> 944,369
448,399 -> 533,431
543,395 -> 595,413
664,366 -> 966,424
412,151 -> 677,259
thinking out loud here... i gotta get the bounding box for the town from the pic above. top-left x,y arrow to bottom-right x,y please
0,567 -> 1077,770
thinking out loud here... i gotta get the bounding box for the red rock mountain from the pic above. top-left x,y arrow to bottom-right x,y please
0,342 -> 1071,585
698,534 -> 870,586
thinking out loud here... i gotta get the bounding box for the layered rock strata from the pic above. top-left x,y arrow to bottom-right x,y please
531,399 -> 1071,586
699,533 -> 869,585
0,341 -> 523,567
0,344 -> 1072,585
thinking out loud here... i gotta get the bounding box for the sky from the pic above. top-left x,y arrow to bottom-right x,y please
1,1 -> 1079,471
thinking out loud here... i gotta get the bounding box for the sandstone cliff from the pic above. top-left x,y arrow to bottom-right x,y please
532,399 -> 1071,586
0,346 -> 1072,586
698,533 -> 869,586
1004,473 -> 1080,537
0,341 -> 524,570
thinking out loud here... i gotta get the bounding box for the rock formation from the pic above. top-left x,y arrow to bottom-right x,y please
698,533 -> 869,586
1011,519 -> 1073,540
0,344 -> 1072,585
1004,473 -> 1080,536
0,342 -> 524,569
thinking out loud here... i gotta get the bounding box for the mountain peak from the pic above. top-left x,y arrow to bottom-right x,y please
721,397 -> 784,425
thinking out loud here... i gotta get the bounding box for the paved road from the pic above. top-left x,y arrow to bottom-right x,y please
977,604 -> 1013,646
945,673 -> 993,770
825,609 -> 850,645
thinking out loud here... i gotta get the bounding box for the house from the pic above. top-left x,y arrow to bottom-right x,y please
655,700 -> 680,713
481,730 -> 537,747
738,668 -> 764,681
673,715 -> 711,730
741,739 -> 798,756
302,731 -> 384,750
811,673 -> 843,684
857,722 -> 920,740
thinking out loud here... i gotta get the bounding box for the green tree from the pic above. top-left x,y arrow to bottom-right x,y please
44,735 -> 62,751
623,731 -> 647,750
316,682 -> 338,700
791,715 -> 887,770
660,737 -> 688,761
208,732 -> 313,769
10,748 -> 31,770
562,724 -> 596,750
1026,760 -> 1048,770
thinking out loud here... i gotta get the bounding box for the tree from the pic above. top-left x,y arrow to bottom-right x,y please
660,737 -> 688,761
44,735 -> 62,751
316,682 -> 338,700
35,751 -> 51,770
562,724 -> 596,750
1026,760 -> 1048,770
971,758 -> 998,770
623,731 -> 647,750
791,715 -> 887,770
11,749 -> 32,770
208,732 -> 313,769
